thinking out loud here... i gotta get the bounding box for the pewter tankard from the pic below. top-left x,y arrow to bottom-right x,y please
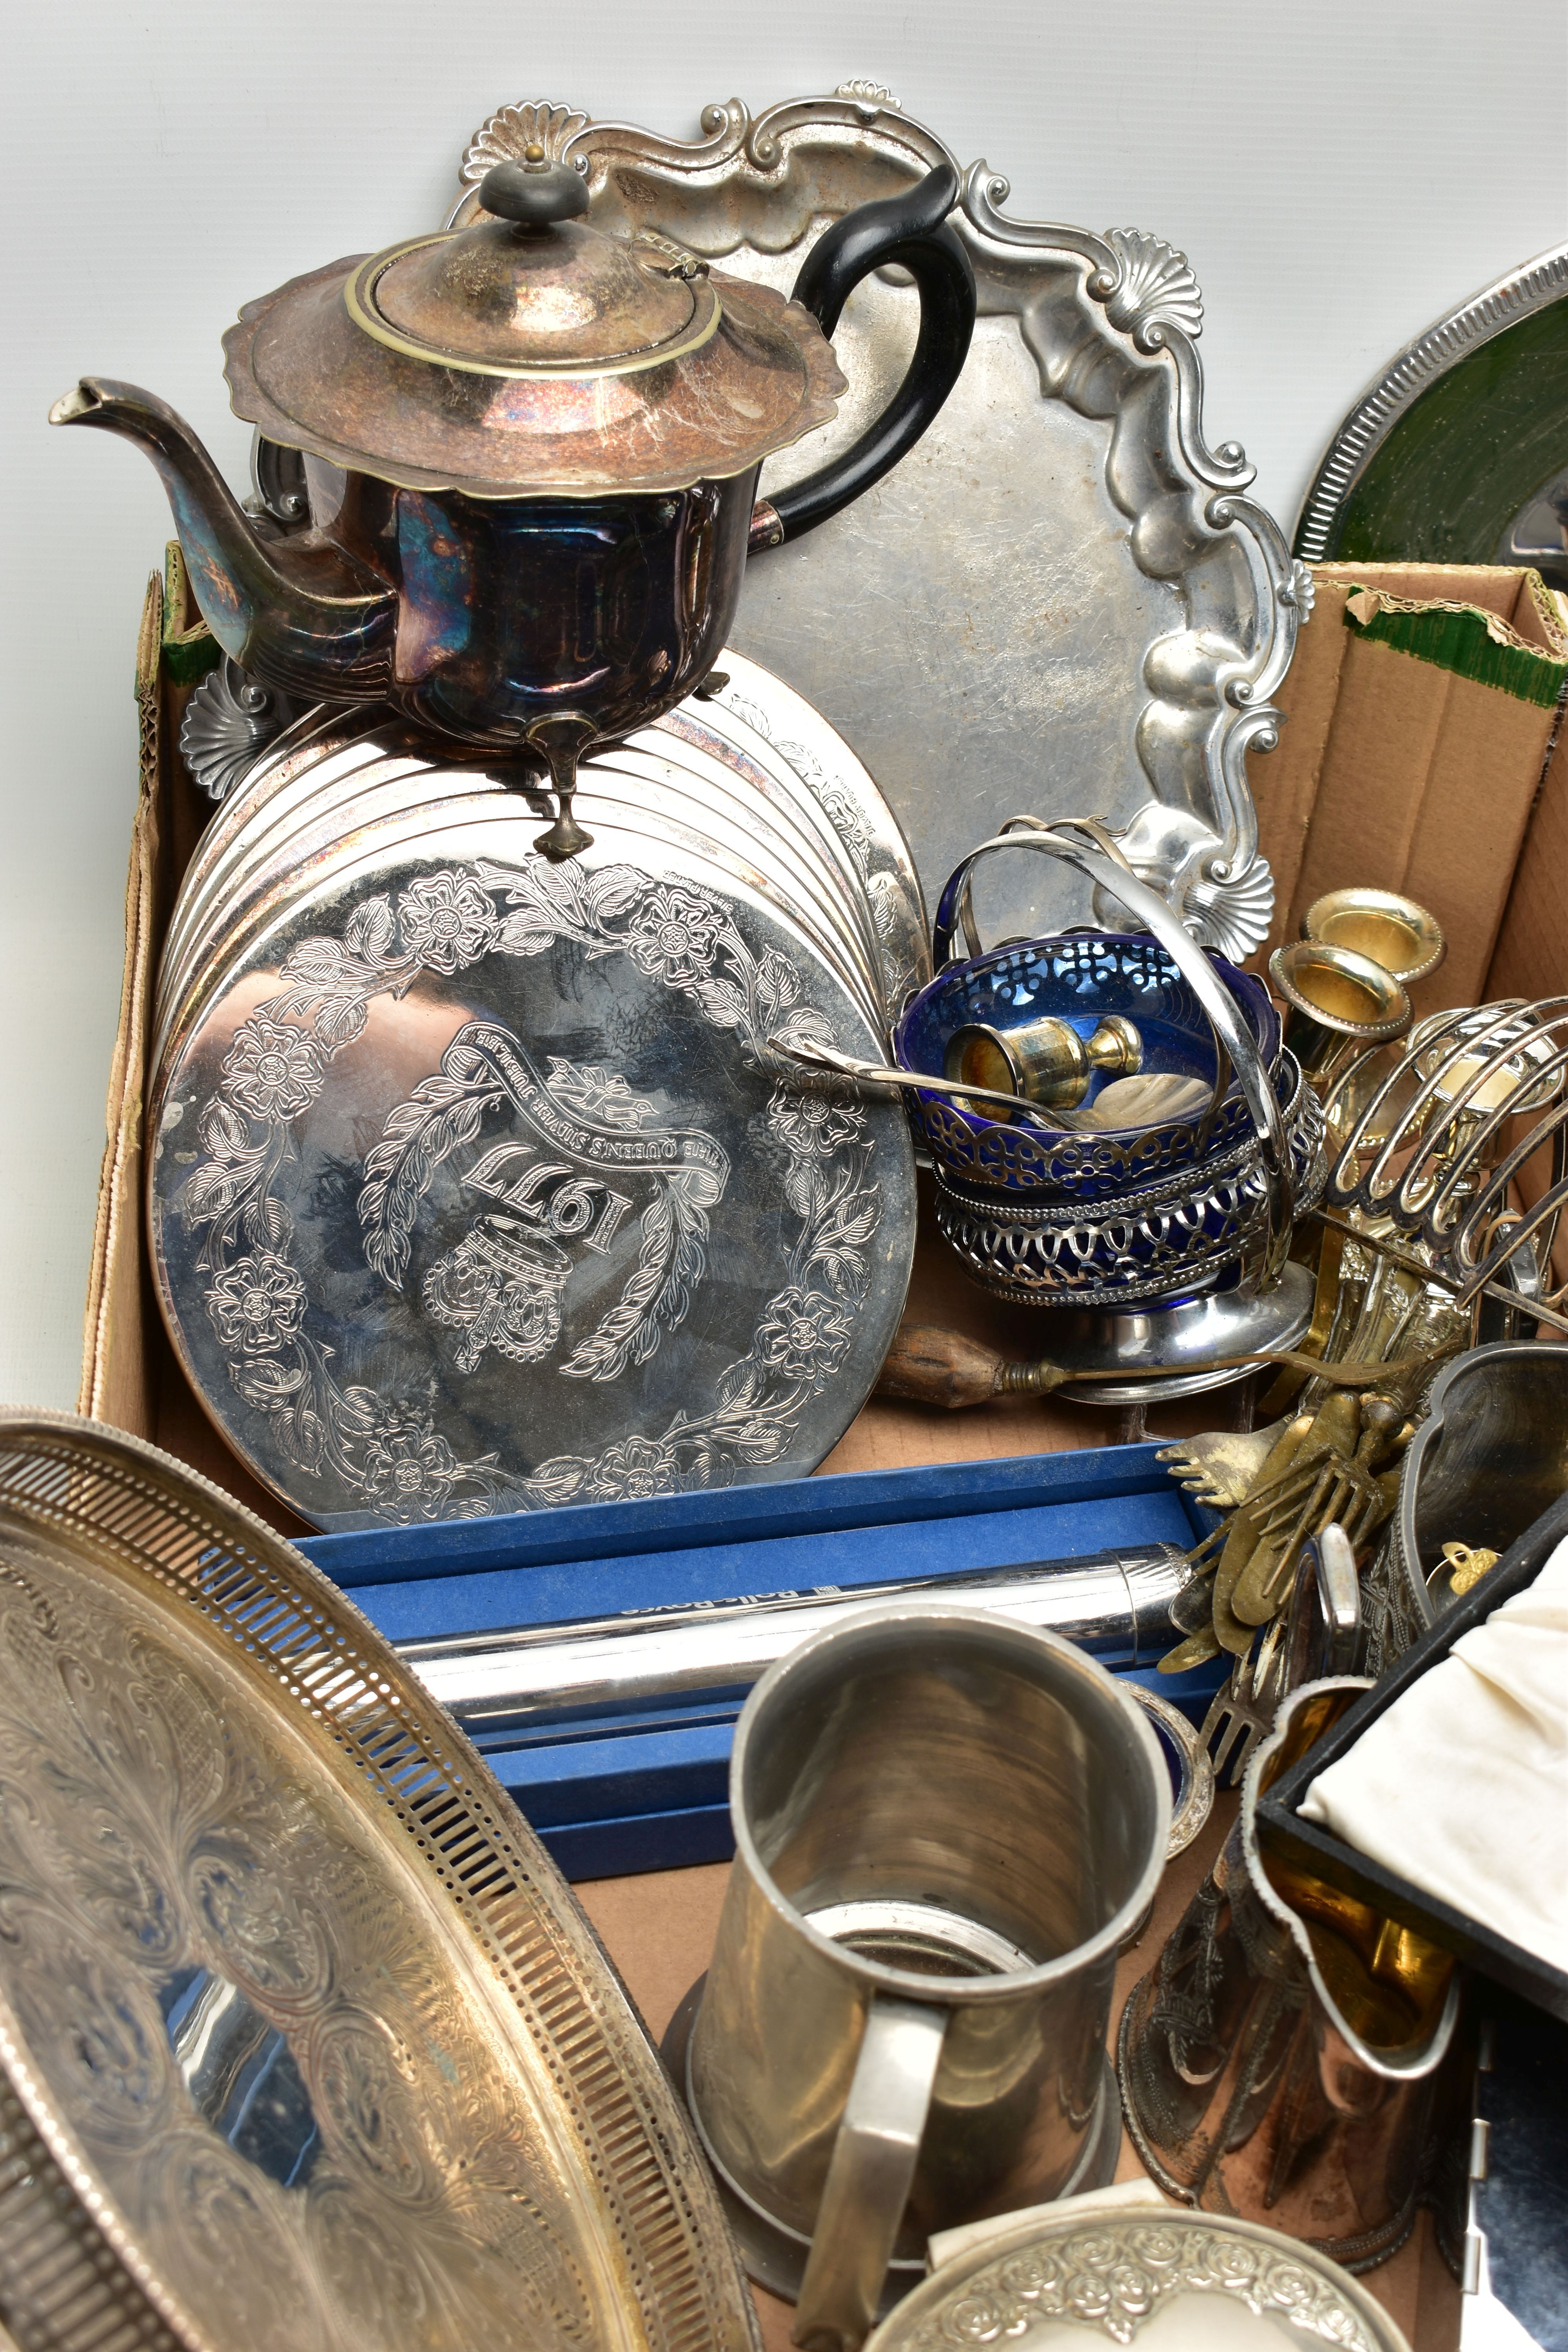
682,1602 -> 1169,2352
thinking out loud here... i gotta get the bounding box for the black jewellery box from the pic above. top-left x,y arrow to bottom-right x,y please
1258,1486 -> 1568,2025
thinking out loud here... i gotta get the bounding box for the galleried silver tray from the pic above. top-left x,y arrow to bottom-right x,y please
448,87 -> 1303,960
0,1413 -> 759,2352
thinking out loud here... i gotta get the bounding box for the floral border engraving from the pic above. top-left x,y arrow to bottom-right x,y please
905,2217 -> 1382,2350
180,858 -> 882,1523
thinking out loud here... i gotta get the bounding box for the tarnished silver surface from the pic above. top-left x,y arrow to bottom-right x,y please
399,1543 -> 1195,1729
158,715 -> 429,1019
1323,997 -> 1568,1338
861,2203 -> 1414,2350
1132,1684 -> 1214,1861
179,654 -> 298,804
156,770 -> 888,1093
905,831 -> 1318,1338
149,809 -> 915,1530
690,653 -> 930,1013
1020,1264 -> 1316,1405
1156,1416 -> 1292,1513
1119,1679 -> 1460,2275
1375,1341 -> 1568,1656
930,1089 -> 1324,1314
451,90 -> 1296,956
157,656 -> 926,1055
931,1152 -> 1326,1327
0,1411 -> 760,2352
165,704 -> 891,1031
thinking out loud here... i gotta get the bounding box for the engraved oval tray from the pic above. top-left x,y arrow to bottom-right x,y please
149,796 -> 916,1530
0,1411 -> 760,2352
448,90 -> 1303,960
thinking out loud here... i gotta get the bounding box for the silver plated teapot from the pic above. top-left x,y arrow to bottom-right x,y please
52,150 -> 974,856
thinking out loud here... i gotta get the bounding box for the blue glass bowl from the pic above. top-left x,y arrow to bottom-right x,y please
893,931 -> 1283,1205
933,1053 -> 1325,1308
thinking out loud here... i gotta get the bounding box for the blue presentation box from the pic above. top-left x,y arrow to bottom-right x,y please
298,1441 -> 1219,1881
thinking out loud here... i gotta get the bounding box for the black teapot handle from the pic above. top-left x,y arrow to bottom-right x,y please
750,163 -> 975,549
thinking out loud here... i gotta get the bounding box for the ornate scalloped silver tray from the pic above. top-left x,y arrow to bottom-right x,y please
862,2203 -> 1409,2351
0,1412 -> 760,2352
447,88 -> 1301,960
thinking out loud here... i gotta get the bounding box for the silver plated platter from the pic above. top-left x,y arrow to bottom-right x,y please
161,717 -> 422,1011
156,761 -> 888,1094
864,2203 -> 1410,2352
1294,240 -> 1568,568
166,655 -> 928,1045
0,1411 -> 759,2352
162,750 -> 889,1055
448,90 -> 1299,960
149,806 -> 915,1530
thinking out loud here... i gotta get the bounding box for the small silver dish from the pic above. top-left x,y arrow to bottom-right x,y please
863,2199 -> 1414,2350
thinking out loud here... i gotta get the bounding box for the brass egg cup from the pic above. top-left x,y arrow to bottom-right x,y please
943,1012 -> 1142,1116
1303,887 -> 1446,988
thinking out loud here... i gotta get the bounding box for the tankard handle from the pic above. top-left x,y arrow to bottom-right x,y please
930,820 -> 1296,1289
792,1993 -> 949,2352
749,164 -> 976,552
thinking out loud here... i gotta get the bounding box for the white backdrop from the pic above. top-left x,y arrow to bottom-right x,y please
3,0 -> 1565,1406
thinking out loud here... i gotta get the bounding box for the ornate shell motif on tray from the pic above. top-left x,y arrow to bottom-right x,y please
447,85 -> 1303,962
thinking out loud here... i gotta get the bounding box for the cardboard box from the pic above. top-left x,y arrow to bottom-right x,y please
72,554 -> 1511,2349
81,556 -> 1568,1515
1254,561 -> 1568,1020
1252,559 -> 1568,1267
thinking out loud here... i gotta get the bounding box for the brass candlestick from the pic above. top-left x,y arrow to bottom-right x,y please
943,1011 -> 1142,1114
1303,886 -> 1446,988
1268,939 -> 1412,1090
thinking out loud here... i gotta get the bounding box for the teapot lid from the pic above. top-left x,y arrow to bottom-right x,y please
223,150 -> 846,499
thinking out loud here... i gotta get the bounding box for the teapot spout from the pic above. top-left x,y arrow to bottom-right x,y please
50,377 -> 395,702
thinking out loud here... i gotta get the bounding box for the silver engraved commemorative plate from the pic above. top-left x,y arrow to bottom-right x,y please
149,805 -> 915,1530
159,655 -> 928,1058
0,1412 -> 760,2352
448,92 -> 1300,959
162,759 -> 888,1058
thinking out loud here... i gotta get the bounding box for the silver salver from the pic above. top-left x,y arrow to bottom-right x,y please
149,795 -> 916,1530
155,762 -> 890,1094
446,89 -> 1300,961
169,655 -> 929,1047
1294,239 -> 1568,567
0,1412 -> 760,2352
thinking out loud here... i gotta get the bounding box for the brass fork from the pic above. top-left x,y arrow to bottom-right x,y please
1200,1617 -> 1289,1788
